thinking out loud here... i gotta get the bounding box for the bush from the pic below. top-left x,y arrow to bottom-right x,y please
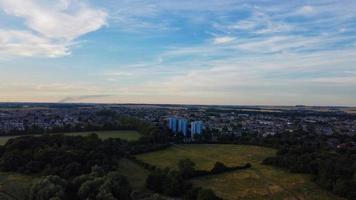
197,189 -> 221,200
29,175 -> 68,200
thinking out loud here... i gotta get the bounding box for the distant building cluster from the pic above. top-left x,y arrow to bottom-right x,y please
167,116 -> 204,139
1,103 -> 356,150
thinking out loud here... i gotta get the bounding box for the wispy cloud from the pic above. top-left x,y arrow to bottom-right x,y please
213,36 -> 236,45
0,0 -> 107,58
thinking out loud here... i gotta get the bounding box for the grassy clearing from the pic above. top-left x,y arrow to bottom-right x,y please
0,172 -> 36,200
0,130 -> 141,145
137,144 -> 344,200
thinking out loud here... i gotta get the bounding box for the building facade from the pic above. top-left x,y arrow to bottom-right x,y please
191,121 -> 203,135
168,117 -> 178,133
178,118 -> 188,135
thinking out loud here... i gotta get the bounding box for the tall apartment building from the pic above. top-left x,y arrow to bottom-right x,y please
167,117 -> 178,133
178,118 -> 188,135
191,121 -> 204,135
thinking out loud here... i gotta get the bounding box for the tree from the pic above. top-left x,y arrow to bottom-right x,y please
178,158 -> 196,178
146,169 -> 187,197
78,177 -> 105,200
146,170 -> 167,193
210,162 -> 228,174
197,189 -> 221,200
63,162 -> 82,178
29,175 -> 68,200
97,172 -> 131,200
76,168 -> 132,200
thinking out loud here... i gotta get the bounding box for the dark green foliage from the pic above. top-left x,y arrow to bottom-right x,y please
183,187 -> 201,200
29,166 -> 132,200
63,162 -> 82,178
177,159 -> 251,179
73,166 -> 133,200
0,134 -> 129,176
178,158 -> 196,178
119,117 -> 169,144
146,168 -> 198,197
0,116 -> 170,200
210,162 -> 228,174
145,159 -> 224,200
259,130 -> 356,200
97,172 -> 132,200
197,189 -> 221,200
29,175 -> 68,200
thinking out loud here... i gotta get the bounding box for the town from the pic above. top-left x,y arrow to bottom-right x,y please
1,103 -> 355,141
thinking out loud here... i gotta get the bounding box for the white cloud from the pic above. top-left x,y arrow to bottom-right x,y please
0,0 -> 107,58
228,20 -> 257,30
213,36 -> 236,45
109,47 -> 356,105
0,30 -> 70,57
236,35 -> 323,53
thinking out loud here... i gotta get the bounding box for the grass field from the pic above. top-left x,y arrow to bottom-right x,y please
137,144 -> 345,200
0,172 -> 36,200
0,130 -> 141,145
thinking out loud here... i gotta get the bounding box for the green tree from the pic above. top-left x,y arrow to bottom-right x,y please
210,162 -> 227,174
197,189 -> 220,200
178,158 -> 196,178
97,172 -> 131,200
29,175 -> 68,200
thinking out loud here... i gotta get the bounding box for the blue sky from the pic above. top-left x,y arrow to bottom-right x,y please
0,0 -> 355,106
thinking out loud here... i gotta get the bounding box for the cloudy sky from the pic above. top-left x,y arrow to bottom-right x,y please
0,0 -> 355,106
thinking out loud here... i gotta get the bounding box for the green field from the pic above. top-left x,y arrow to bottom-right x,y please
0,130 -> 141,145
137,144 -> 345,200
0,172 -> 37,200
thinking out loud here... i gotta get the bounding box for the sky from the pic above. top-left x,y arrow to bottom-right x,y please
0,0 -> 355,106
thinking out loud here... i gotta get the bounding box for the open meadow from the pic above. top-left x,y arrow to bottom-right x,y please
0,130 -> 141,145
137,144 -> 345,200
0,172 -> 37,200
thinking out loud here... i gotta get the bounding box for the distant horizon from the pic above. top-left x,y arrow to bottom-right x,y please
0,101 -> 355,108
1,1 -> 355,106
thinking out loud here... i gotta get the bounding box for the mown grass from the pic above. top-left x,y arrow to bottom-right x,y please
0,130 -> 141,145
137,144 -> 345,200
0,172 -> 37,200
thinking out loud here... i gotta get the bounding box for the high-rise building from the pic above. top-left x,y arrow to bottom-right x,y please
167,117 -> 178,133
178,118 -> 188,135
191,121 -> 203,135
